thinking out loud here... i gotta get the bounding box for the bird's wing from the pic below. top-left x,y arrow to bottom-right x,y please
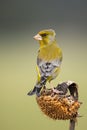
37,58 -> 62,77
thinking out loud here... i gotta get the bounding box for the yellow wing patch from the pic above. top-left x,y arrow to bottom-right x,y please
36,65 -> 41,82
48,67 -> 61,82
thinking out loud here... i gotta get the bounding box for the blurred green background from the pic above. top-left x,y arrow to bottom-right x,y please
0,0 -> 87,130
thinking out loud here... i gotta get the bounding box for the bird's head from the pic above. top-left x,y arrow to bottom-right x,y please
33,29 -> 56,46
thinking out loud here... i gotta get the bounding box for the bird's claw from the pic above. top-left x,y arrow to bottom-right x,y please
52,88 -> 64,94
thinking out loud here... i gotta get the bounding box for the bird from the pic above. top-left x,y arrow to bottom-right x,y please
27,29 -> 63,96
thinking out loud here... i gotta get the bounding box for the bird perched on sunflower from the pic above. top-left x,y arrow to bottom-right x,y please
28,29 -> 63,96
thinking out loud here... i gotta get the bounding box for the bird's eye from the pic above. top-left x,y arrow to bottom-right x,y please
40,33 -> 47,37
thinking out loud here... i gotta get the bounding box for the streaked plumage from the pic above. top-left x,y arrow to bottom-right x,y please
28,29 -> 63,96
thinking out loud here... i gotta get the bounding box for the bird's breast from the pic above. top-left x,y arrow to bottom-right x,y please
38,45 -> 62,62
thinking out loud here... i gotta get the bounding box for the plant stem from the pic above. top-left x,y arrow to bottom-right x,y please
69,119 -> 75,130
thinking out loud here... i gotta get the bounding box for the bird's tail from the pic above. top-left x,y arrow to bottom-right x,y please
27,76 -> 47,96
27,84 -> 42,96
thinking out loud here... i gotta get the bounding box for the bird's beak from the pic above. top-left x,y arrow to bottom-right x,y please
33,34 -> 42,41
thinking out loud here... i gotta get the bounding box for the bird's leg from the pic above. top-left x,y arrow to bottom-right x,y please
52,88 -> 64,94
49,82 -> 63,94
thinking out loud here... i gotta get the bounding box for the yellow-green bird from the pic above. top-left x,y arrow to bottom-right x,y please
28,29 -> 63,96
